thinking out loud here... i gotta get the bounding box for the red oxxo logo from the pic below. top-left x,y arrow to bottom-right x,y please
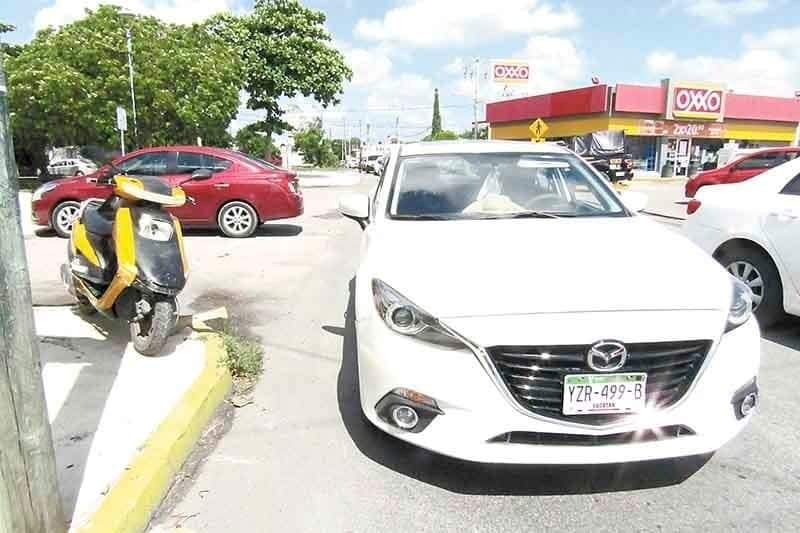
493,63 -> 529,82
673,87 -> 724,116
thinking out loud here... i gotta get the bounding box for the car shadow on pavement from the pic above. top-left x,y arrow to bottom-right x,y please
183,223 -> 303,238
336,279 -> 711,496
762,316 -> 800,351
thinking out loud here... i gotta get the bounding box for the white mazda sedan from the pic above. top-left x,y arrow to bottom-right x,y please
339,141 -> 760,465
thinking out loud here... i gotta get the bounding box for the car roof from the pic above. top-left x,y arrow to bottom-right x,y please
398,140 -> 571,156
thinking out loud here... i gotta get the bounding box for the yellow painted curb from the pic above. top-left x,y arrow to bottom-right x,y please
79,311 -> 232,533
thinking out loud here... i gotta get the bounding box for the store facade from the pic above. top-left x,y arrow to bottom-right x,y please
486,81 -> 800,175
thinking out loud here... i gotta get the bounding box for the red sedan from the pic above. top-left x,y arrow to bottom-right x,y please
32,146 -> 303,238
685,146 -> 800,198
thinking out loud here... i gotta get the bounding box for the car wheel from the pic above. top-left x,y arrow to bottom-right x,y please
720,247 -> 783,327
51,201 -> 81,238
217,201 -> 259,238
75,170 -> 84,176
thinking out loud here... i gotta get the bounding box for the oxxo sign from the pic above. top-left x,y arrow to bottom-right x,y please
492,60 -> 530,85
667,81 -> 726,121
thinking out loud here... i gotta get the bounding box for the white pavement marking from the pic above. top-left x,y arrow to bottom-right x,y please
36,307 -> 206,531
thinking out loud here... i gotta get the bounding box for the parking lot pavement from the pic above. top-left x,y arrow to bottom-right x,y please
627,179 -> 689,222
22,180 -> 800,532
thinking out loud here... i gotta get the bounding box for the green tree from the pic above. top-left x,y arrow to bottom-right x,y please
431,88 -> 442,136
207,0 -> 351,149
234,122 -> 278,159
459,127 -> 487,140
0,21 -> 22,59
6,6 -> 241,175
294,118 -> 338,167
424,129 -> 459,141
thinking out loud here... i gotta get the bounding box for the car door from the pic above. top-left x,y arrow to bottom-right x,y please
729,152 -> 786,184
761,173 -> 800,294
168,151 -> 234,225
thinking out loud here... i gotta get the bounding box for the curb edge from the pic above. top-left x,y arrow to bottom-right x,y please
78,319 -> 231,533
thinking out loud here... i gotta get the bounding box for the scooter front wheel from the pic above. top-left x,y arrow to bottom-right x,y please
130,298 -> 177,356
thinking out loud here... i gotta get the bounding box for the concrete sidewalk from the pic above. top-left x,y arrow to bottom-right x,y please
37,306 -> 206,531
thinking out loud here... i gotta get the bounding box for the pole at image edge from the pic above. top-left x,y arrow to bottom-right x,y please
0,56 -> 66,533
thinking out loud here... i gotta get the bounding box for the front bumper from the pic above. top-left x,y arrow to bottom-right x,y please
31,200 -> 51,227
356,308 -> 760,465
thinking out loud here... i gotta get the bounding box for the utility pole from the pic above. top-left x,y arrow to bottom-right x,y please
0,56 -> 66,533
126,28 -> 138,146
395,115 -> 399,141
465,57 -> 483,139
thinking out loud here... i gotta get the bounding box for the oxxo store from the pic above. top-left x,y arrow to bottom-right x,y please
486,80 -> 800,176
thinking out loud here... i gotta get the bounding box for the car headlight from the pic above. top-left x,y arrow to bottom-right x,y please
371,279 -> 465,349
32,182 -> 58,202
726,277 -> 753,332
137,213 -> 174,241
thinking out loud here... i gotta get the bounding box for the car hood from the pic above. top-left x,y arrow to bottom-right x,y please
368,216 -> 732,318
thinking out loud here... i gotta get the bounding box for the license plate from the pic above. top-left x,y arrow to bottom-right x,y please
563,373 -> 646,415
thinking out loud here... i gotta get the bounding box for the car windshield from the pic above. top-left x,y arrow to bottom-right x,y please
388,152 -> 628,219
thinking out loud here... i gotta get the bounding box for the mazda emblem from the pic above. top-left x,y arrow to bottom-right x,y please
587,341 -> 628,372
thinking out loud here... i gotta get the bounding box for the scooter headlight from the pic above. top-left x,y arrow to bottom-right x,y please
137,213 -> 174,241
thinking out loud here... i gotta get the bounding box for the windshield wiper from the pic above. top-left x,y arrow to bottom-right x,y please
477,210 -> 562,219
394,214 -> 457,220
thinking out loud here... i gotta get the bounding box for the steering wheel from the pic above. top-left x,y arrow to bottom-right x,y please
524,193 -> 564,210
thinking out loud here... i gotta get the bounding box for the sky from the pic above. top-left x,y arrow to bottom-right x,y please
3,0 -> 800,143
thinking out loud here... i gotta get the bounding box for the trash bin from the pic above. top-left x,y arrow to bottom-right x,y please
661,161 -> 674,178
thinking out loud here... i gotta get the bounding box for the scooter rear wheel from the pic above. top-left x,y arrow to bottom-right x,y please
130,298 -> 177,356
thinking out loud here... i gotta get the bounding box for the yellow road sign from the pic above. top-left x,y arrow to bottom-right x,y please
529,118 -> 549,142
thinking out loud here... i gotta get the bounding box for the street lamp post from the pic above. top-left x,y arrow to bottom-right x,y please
125,28 -> 138,145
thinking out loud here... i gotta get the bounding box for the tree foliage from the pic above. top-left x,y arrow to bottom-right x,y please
459,127 -> 488,140
207,0 -> 351,147
294,118 -> 338,167
233,122 -> 277,159
424,129 -> 459,141
431,88 -> 442,136
5,6 -> 241,174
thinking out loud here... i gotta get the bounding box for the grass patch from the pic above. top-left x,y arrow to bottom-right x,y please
219,329 -> 263,392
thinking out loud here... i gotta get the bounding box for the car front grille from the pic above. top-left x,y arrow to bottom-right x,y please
487,340 -> 712,426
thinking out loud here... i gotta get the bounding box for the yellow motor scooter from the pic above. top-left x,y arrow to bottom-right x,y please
62,167 -> 211,355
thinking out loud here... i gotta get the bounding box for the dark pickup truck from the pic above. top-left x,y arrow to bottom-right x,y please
571,130 -> 634,183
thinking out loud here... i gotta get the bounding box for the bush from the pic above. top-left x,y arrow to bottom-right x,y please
219,330 -> 264,380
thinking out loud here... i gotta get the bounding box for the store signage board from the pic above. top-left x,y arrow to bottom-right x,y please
491,59 -> 530,100
665,81 -> 726,121
638,119 -> 726,138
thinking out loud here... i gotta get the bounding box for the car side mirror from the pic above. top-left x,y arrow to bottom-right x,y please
339,193 -> 369,229
190,168 -> 213,181
620,191 -> 648,213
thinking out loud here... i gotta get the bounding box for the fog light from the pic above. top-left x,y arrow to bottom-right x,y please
390,405 -> 419,430
740,392 -> 757,416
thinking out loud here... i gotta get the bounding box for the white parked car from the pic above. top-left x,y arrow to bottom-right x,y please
46,157 -> 98,177
683,156 -> 800,326
338,140 -> 759,465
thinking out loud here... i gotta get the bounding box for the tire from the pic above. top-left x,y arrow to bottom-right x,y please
51,201 -> 82,238
75,170 -> 84,176
130,298 -> 177,356
718,246 -> 783,327
217,201 -> 259,238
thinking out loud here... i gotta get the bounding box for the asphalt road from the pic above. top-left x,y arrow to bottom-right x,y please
22,176 -> 800,532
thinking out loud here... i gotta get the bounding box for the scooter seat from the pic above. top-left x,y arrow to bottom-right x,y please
83,203 -> 113,236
